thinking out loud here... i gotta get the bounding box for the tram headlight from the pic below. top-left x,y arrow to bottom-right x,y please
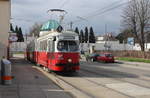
68,59 -> 72,63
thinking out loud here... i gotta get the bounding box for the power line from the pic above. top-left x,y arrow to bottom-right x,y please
86,2 -> 127,19
71,1 -> 128,24
59,0 -> 70,8
11,18 -> 36,22
65,0 -> 123,20
85,0 -> 123,17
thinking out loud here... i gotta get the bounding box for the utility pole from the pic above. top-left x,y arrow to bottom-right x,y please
104,24 -> 107,50
76,16 -> 89,53
105,24 -> 107,34
70,21 -> 73,31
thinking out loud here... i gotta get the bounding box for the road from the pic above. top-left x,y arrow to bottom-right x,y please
0,55 -> 73,98
50,61 -> 150,98
13,54 -> 150,98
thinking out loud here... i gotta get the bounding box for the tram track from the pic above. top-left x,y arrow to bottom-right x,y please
55,74 -> 96,98
34,65 -> 94,98
41,66 -> 136,98
80,66 -> 150,90
53,71 -> 133,98
33,63 -> 150,98
36,65 -> 132,98
78,71 -> 134,98
80,62 -> 150,83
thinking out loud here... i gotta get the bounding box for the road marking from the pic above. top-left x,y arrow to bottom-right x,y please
106,83 -> 150,96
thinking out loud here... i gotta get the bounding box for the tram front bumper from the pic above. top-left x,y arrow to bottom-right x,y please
56,63 -> 79,66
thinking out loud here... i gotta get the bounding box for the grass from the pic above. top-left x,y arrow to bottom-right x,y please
116,57 -> 150,63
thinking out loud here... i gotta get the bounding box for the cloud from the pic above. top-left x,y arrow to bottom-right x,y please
11,0 -> 126,35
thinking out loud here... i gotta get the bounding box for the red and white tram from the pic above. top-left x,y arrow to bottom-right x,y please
26,30 -> 80,72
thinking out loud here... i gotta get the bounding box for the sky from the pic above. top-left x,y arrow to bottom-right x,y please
11,0 -> 128,35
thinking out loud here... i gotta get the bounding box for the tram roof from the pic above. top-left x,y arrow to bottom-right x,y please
41,20 -> 60,31
48,31 -> 78,36
38,31 -> 78,40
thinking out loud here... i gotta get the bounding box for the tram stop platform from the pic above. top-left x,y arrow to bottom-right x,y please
0,55 -> 73,98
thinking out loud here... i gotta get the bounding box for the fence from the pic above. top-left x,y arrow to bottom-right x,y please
96,50 -> 150,59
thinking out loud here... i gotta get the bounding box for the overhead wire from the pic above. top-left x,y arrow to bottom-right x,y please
85,0 -> 123,17
10,18 -> 34,22
59,0 -> 70,8
71,1 -> 128,24
86,2 -> 127,19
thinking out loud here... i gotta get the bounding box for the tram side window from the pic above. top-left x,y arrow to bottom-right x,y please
40,40 -> 47,51
48,40 -> 51,52
49,40 -> 55,52
53,41 -> 55,52
37,43 -> 39,51
40,42 -> 42,51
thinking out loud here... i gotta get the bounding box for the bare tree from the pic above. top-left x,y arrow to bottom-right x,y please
29,23 -> 42,37
122,0 -> 150,51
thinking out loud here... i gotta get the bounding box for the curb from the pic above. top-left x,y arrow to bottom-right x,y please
116,60 -> 140,66
116,60 -> 150,66
116,60 -> 150,71
33,66 -> 90,98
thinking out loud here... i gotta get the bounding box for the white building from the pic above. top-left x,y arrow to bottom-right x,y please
133,43 -> 150,51
0,0 -> 11,60
80,36 -> 134,53
95,36 -> 133,51
10,35 -> 35,52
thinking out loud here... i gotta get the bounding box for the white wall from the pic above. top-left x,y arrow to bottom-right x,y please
0,0 -> 10,60
133,43 -> 150,51
10,36 -> 35,52
80,42 -> 134,52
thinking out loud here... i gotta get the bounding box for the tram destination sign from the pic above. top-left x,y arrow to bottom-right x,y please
64,36 -> 75,40
58,36 -> 75,40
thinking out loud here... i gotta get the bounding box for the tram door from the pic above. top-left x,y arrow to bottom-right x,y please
48,39 -> 55,67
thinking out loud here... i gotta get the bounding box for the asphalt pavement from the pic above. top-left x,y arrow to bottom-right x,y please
0,57 -> 73,98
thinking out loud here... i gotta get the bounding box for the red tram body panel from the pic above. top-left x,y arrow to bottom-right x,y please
26,31 -> 80,72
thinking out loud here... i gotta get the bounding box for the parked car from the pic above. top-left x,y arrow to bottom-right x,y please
97,53 -> 115,63
88,53 -> 100,62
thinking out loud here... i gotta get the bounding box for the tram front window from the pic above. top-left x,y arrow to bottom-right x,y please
57,41 -> 78,52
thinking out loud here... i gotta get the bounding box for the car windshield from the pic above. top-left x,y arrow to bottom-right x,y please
105,54 -> 113,57
57,40 -> 78,52
90,54 -> 99,57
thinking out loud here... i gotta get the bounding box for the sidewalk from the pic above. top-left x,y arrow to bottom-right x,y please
0,57 -> 72,98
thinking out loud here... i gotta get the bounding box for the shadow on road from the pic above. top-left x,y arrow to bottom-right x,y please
10,57 -> 32,66
10,57 -> 139,80
58,61 -> 139,79
80,61 -> 121,67
53,65 -> 138,79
